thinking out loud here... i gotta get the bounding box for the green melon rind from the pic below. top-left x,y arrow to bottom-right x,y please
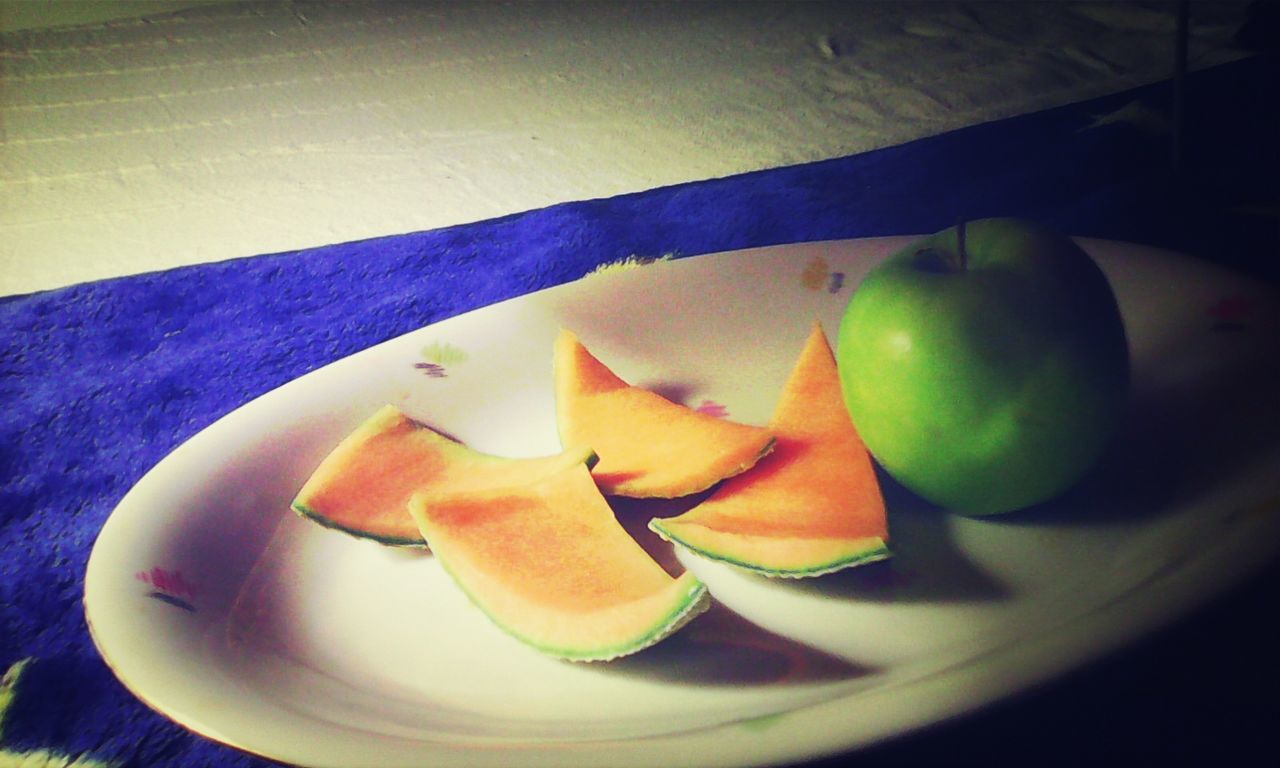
704,436 -> 778,494
290,500 -> 426,547
611,436 -> 777,500
648,519 -> 892,579
291,437 -> 599,548
554,578 -> 710,662
425,550 -> 712,662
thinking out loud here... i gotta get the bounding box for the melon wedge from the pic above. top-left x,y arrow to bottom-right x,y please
292,404 -> 595,546
408,461 -> 710,661
554,329 -> 775,498
649,323 -> 890,577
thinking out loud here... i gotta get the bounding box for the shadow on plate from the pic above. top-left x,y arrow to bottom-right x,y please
602,601 -> 877,686
608,495 -> 876,684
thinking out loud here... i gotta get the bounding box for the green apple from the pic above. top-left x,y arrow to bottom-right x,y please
836,218 -> 1129,515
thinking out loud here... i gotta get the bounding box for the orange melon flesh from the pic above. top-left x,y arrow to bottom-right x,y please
649,323 -> 890,577
554,329 -> 775,498
292,404 -> 594,546
408,462 -> 710,661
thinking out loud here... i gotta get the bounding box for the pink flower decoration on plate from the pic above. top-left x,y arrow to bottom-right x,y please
136,566 -> 197,612
1208,294 -> 1253,332
695,399 -> 729,418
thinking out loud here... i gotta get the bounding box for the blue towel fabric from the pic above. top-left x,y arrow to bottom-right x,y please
2,55 -> 1277,767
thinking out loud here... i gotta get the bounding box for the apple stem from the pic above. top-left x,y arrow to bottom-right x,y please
956,218 -> 968,272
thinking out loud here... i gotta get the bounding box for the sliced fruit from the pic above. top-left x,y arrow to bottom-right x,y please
649,323 -> 890,577
553,329 -> 774,498
408,461 -> 710,661
292,404 -> 594,546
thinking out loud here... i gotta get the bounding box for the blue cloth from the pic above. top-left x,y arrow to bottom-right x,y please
2,54 -> 1277,767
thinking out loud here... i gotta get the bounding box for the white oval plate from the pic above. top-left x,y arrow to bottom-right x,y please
85,237 -> 1280,768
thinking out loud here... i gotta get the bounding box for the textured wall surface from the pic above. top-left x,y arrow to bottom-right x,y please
0,1 -> 1252,296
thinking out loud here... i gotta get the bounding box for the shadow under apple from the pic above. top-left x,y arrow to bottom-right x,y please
1000,318 -> 1280,528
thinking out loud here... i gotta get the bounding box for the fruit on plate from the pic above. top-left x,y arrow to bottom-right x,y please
836,217 -> 1130,515
554,329 -> 775,498
292,404 -> 595,546
408,460 -> 710,661
649,323 -> 890,577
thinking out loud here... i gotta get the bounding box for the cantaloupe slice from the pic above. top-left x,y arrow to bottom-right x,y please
292,404 -> 595,546
554,329 -> 775,498
408,461 -> 710,661
649,324 -> 890,577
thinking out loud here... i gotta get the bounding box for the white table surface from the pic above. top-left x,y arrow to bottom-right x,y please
0,0 -> 1252,297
